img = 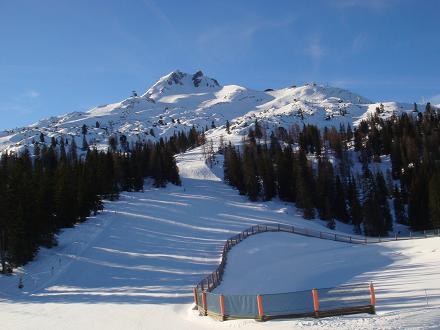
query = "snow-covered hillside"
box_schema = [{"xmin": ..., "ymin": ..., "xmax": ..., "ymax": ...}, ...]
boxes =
[
  {"xmin": 0, "ymin": 70, "xmax": 428, "ymax": 155},
  {"xmin": 1, "ymin": 144, "xmax": 440, "ymax": 329},
  {"xmin": 2, "ymin": 70, "xmax": 440, "ymax": 329}
]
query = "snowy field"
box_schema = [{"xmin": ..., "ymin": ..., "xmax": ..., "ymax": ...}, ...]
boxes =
[{"xmin": 1, "ymin": 147, "xmax": 440, "ymax": 329}]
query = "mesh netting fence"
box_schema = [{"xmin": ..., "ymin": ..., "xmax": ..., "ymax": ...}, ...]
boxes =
[{"xmin": 195, "ymin": 282, "xmax": 374, "ymax": 320}]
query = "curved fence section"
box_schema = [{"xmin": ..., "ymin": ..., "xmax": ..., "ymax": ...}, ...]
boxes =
[
  {"xmin": 195, "ymin": 223, "xmax": 440, "ymax": 293},
  {"xmin": 194, "ymin": 222, "xmax": 438, "ymax": 321}
]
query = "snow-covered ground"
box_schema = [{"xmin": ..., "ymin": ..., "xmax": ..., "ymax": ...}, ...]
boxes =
[
  {"xmin": 216, "ymin": 232, "xmax": 440, "ymax": 311},
  {"xmin": 1, "ymin": 144, "xmax": 440, "ymax": 329}
]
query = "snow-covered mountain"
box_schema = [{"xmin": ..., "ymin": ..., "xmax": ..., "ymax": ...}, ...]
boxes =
[{"xmin": 0, "ymin": 70, "xmax": 429, "ymax": 154}]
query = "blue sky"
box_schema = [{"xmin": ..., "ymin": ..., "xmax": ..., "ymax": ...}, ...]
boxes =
[{"xmin": 1, "ymin": 0, "xmax": 439, "ymax": 130}]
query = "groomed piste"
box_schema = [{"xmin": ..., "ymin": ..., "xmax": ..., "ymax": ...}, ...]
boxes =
[{"xmin": 1, "ymin": 144, "xmax": 440, "ymax": 329}]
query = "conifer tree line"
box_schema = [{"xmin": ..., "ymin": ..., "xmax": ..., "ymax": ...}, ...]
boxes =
[
  {"xmin": 353, "ymin": 105, "xmax": 440, "ymax": 231},
  {"xmin": 224, "ymin": 108, "xmax": 440, "ymax": 237},
  {"xmin": 0, "ymin": 128, "xmax": 203, "ymax": 273}
]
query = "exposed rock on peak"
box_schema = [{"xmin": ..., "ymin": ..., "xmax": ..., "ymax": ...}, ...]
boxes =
[{"xmin": 143, "ymin": 70, "xmax": 221, "ymax": 100}]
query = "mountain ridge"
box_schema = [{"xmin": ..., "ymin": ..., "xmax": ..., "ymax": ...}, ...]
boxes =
[{"xmin": 0, "ymin": 70, "xmax": 434, "ymax": 154}]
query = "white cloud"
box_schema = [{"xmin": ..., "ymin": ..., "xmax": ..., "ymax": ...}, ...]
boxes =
[
  {"xmin": 196, "ymin": 16, "xmax": 296, "ymax": 62},
  {"xmin": 351, "ymin": 33, "xmax": 369, "ymax": 54},
  {"xmin": 306, "ymin": 37, "xmax": 325, "ymax": 61},
  {"xmin": 26, "ymin": 90, "xmax": 40, "ymax": 98},
  {"xmin": 0, "ymin": 102, "xmax": 35, "ymax": 119},
  {"xmin": 0, "ymin": 90, "xmax": 41, "ymax": 122},
  {"xmin": 142, "ymin": 0, "xmax": 175, "ymax": 33},
  {"xmin": 334, "ymin": 0, "xmax": 395, "ymax": 12}
]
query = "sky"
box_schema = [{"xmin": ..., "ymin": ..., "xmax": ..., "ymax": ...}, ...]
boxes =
[{"xmin": 1, "ymin": 0, "xmax": 439, "ymax": 130}]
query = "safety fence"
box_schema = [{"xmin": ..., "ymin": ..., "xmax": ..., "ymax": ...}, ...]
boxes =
[
  {"xmin": 194, "ymin": 282, "xmax": 375, "ymax": 321},
  {"xmin": 193, "ymin": 222, "xmax": 440, "ymax": 321},
  {"xmin": 195, "ymin": 223, "xmax": 440, "ymax": 293}
]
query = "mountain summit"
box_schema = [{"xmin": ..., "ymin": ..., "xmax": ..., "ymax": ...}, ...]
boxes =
[{"xmin": 143, "ymin": 70, "xmax": 221, "ymax": 100}]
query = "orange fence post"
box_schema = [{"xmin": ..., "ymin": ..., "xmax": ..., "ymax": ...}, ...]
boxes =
[
  {"xmin": 201, "ymin": 291, "xmax": 208, "ymax": 316},
  {"xmin": 219, "ymin": 294, "xmax": 225, "ymax": 321},
  {"xmin": 193, "ymin": 288, "xmax": 198, "ymax": 306},
  {"xmin": 369, "ymin": 282, "xmax": 376, "ymax": 306},
  {"xmin": 257, "ymin": 294, "xmax": 265, "ymax": 321},
  {"xmin": 312, "ymin": 288, "xmax": 319, "ymax": 317}
]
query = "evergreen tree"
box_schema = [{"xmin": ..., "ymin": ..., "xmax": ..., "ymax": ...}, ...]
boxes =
[
  {"xmin": 51, "ymin": 136, "xmax": 57, "ymax": 148},
  {"xmin": 258, "ymin": 146, "xmax": 276, "ymax": 201},
  {"xmin": 275, "ymin": 147, "xmax": 295, "ymax": 202},
  {"xmin": 375, "ymin": 172, "xmax": 393, "ymax": 232},
  {"xmin": 82, "ymin": 135, "xmax": 89, "ymax": 151},
  {"xmin": 254, "ymin": 120, "xmax": 263, "ymax": 139},
  {"xmin": 0, "ymin": 158, "xmax": 8, "ymax": 273},
  {"xmin": 361, "ymin": 171, "xmax": 382, "ymax": 236},
  {"xmin": 429, "ymin": 174, "xmax": 440, "ymax": 228},
  {"xmin": 243, "ymin": 144, "xmax": 260, "ymax": 201},
  {"xmin": 109, "ymin": 135, "xmax": 118, "ymax": 152},
  {"xmin": 223, "ymin": 144, "xmax": 245, "ymax": 194},
  {"xmin": 69, "ymin": 138, "xmax": 78, "ymax": 162},
  {"xmin": 393, "ymin": 185, "xmax": 406, "ymax": 225},
  {"xmin": 295, "ymin": 149, "xmax": 315, "ymax": 219},
  {"xmin": 316, "ymin": 158, "xmax": 335, "ymax": 221},
  {"xmin": 334, "ymin": 175, "xmax": 349, "ymax": 223},
  {"xmin": 225, "ymin": 120, "xmax": 230, "ymax": 134},
  {"xmin": 347, "ymin": 176, "xmax": 362, "ymax": 234},
  {"xmin": 408, "ymin": 168, "xmax": 430, "ymax": 230}
]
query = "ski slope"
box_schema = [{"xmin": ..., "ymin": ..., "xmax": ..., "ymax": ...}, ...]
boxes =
[{"xmin": 1, "ymin": 145, "xmax": 440, "ymax": 329}]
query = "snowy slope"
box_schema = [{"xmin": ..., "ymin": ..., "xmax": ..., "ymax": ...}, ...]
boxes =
[
  {"xmin": 1, "ymin": 145, "xmax": 440, "ymax": 329},
  {"xmin": 0, "ymin": 70, "xmax": 428, "ymax": 155},
  {"xmin": 1, "ymin": 70, "xmax": 439, "ymax": 328},
  {"xmin": 216, "ymin": 232, "xmax": 440, "ymax": 311}
]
